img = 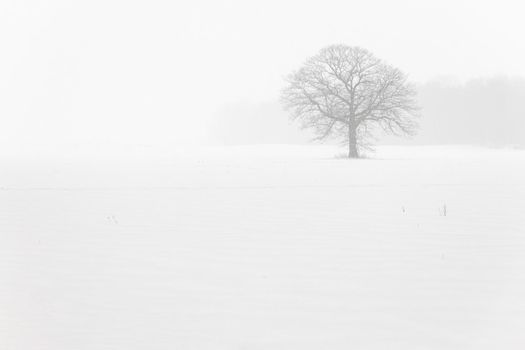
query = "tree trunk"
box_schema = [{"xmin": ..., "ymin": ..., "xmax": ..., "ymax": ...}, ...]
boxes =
[{"xmin": 348, "ymin": 124, "xmax": 359, "ymax": 158}]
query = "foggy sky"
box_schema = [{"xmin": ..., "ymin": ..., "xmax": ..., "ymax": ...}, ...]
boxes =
[{"xmin": 1, "ymin": 0, "xmax": 524, "ymax": 154}]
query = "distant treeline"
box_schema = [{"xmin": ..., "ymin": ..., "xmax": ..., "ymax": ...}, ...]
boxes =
[{"xmin": 212, "ymin": 76, "xmax": 525, "ymax": 147}]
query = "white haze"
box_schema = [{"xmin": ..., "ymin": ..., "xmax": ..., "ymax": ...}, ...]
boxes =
[
  {"xmin": 1, "ymin": 0, "xmax": 525, "ymax": 156},
  {"xmin": 3, "ymin": 2, "xmax": 525, "ymax": 349}
]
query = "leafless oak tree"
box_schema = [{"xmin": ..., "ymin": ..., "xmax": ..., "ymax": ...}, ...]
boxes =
[{"xmin": 281, "ymin": 45, "xmax": 420, "ymax": 158}]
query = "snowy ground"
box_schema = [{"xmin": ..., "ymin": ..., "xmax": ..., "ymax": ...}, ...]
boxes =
[{"xmin": 1, "ymin": 145, "xmax": 525, "ymax": 349}]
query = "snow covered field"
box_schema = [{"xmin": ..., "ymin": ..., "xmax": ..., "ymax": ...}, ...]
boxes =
[{"xmin": 1, "ymin": 145, "xmax": 525, "ymax": 349}]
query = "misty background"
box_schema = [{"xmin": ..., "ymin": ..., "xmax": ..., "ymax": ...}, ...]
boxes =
[
  {"xmin": 1, "ymin": 0, "xmax": 524, "ymax": 156},
  {"xmin": 212, "ymin": 77, "xmax": 525, "ymax": 147}
]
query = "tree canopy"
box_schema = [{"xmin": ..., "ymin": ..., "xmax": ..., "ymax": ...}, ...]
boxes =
[{"xmin": 281, "ymin": 45, "xmax": 420, "ymax": 157}]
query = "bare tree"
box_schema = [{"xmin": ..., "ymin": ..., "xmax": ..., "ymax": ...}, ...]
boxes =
[{"xmin": 281, "ymin": 45, "xmax": 420, "ymax": 158}]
